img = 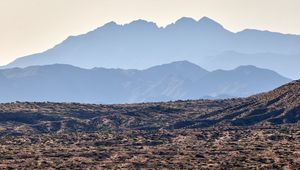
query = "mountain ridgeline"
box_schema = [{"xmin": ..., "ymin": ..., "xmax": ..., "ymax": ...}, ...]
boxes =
[
  {"xmin": 0, "ymin": 61, "xmax": 291, "ymax": 103},
  {"xmin": 3, "ymin": 17, "xmax": 300, "ymax": 79},
  {"xmin": 1, "ymin": 16, "xmax": 299, "ymax": 170}
]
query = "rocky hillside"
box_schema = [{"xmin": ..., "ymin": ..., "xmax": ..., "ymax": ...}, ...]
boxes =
[
  {"xmin": 178, "ymin": 80, "xmax": 300, "ymax": 128},
  {"xmin": 0, "ymin": 80, "xmax": 300, "ymax": 169},
  {"xmin": 0, "ymin": 80, "xmax": 299, "ymax": 136}
]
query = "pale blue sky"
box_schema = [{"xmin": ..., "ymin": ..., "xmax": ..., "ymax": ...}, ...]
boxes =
[{"xmin": 1, "ymin": 0, "xmax": 300, "ymax": 65}]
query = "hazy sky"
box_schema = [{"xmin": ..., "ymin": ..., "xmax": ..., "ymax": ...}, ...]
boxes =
[{"xmin": 1, "ymin": 0, "xmax": 300, "ymax": 65}]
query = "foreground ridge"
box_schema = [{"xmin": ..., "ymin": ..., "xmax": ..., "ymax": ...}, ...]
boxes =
[
  {"xmin": 0, "ymin": 80, "xmax": 299, "ymax": 168},
  {"xmin": 0, "ymin": 80, "xmax": 299, "ymax": 135}
]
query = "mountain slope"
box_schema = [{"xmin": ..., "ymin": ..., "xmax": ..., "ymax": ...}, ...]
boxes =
[
  {"xmin": 0, "ymin": 79, "xmax": 299, "ymax": 136},
  {"xmin": 188, "ymin": 65, "xmax": 291, "ymax": 98},
  {"xmin": 0, "ymin": 81, "xmax": 299, "ymax": 170},
  {"xmin": 184, "ymin": 79, "xmax": 300, "ymax": 128},
  {"xmin": 0, "ymin": 61, "xmax": 291, "ymax": 103},
  {"xmin": 201, "ymin": 51, "xmax": 300, "ymax": 79},
  {"xmin": 3, "ymin": 17, "xmax": 300, "ymax": 78}
]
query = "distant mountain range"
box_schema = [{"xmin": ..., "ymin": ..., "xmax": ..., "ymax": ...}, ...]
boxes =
[
  {"xmin": 0, "ymin": 61, "xmax": 291, "ymax": 103},
  {"xmin": 2, "ymin": 17, "xmax": 300, "ymax": 79}
]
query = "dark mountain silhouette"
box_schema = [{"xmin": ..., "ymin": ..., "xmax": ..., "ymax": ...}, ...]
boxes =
[
  {"xmin": 0, "ymin": 61, "xmax": 291, "ymax": 103},
  {"xmin": 2, "ymin": 17, "xmax": 300, "ymax": 79}
]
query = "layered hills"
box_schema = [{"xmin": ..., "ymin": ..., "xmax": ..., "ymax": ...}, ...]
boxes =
[
  {"xmin": 0, "ymin": 61, "xmax": 290, "ymax": 103},
  {"xmin": 1, "ymin": 16, "xmax": 300, "ymax": 169},
  {"xmin": 2, "ymin": 17, "xmax": 300, "ymax": 79}
]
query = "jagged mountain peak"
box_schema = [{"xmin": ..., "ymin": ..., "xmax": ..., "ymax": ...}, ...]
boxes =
[
  {"xmin": 93, "ymin": 21, "xmax": 120, "ymax": 31},
  {"xmin": 3, "ymin": 17, "xmax": 300, "ymax": 74},
  {"xmin": 165, "ymin": 16, "xmax": 226, "ymax": 31},
  {"xmin": 174, "ymin": 17, "xmax": 198, "ymax": 25},
  {"xmin": 97, "ymin": 21, "xmax": 121, "ymax": 31},
  {"xmin": 198, "ymin": 16, "xmax": 224, "ymax": 28},
  {"xmin": 124, "ymin": 19, "xmax": 159, "ymax": 29}
]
